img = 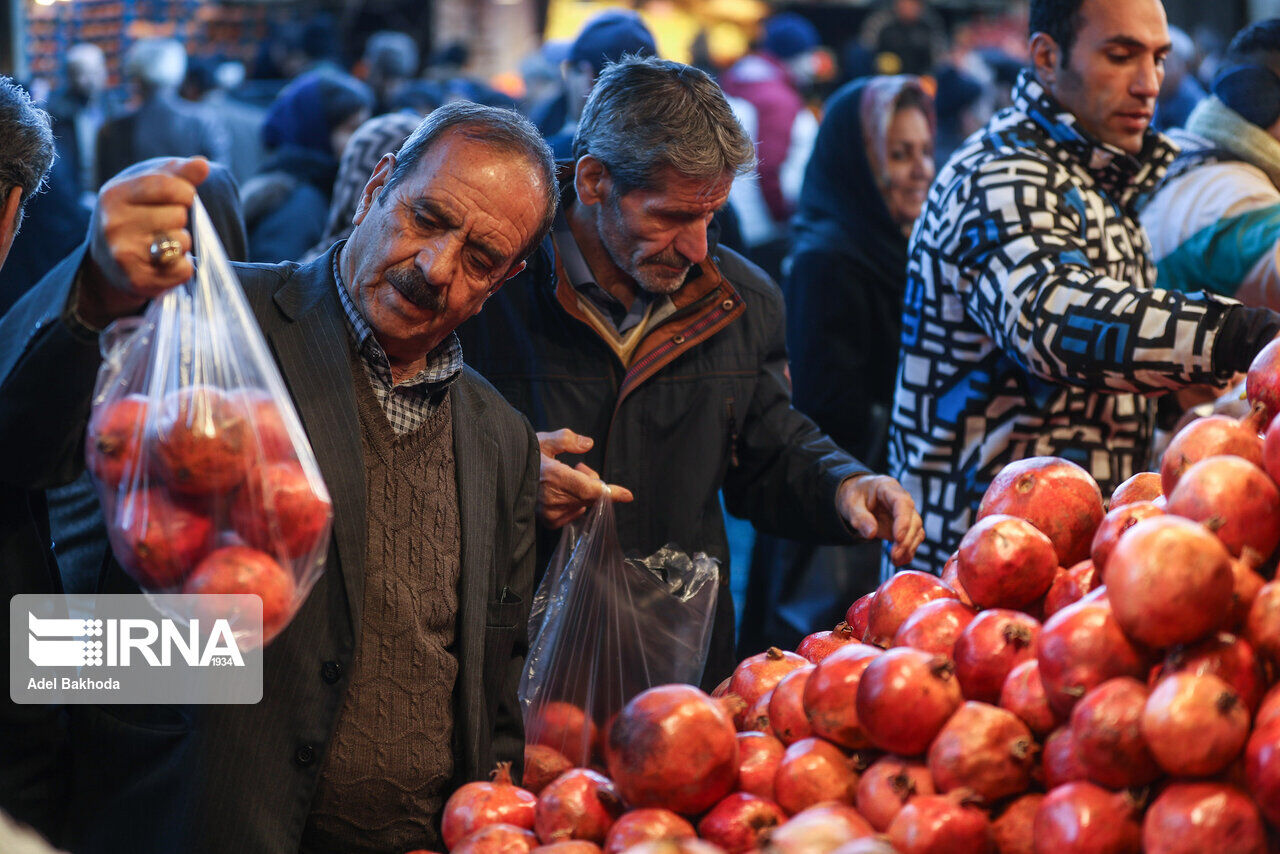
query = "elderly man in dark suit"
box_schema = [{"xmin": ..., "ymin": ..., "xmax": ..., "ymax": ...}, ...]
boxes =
[{"xmin": 0, "ymin": 101, "xmax": 556, "ymax": 854}]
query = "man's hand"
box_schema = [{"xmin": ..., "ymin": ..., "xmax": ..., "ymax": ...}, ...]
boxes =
[
  {"xmin": 78, "ymin": 157, "xmax": 212, "ymax": 328},
  {"xmin": 837, "ymin": 474, "xmax": 925, "ymax": 567},
  {"xmin": 536, "ymin": 428, "xmax": 634, "ymax": 529}
]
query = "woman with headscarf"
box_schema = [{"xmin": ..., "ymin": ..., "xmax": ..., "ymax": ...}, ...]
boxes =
[
  {"xmin": 739, "ymin": 75, "xmax": 935, "ymax": 654},
  {"xmin": 303, "ymin": 111, "xmax": 422, "ymax": 261},
  {"xmin": 242, "ymin": 68, "xmax": 373, "ymax": 263}
]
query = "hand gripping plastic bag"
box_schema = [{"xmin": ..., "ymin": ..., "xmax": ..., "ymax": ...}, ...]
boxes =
[
  {"xmin": 84, "ymin": 196, "xmax": 332, "ymax": 647},
  {"xmin": 520, "ymin": 494, "xmax": 719, "ymax": 766}
]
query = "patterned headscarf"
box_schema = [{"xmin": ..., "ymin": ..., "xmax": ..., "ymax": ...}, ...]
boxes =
[{"xmin": 304, "ymin": 111, "xmax": 422, "ymax": 260}]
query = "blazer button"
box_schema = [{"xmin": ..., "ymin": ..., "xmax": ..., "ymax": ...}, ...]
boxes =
[
  {"xmin": 321, "ymin": 661, "xmax": 343, "ymax": 684},
  {"xmin": 295, "ymin": 745, "xmax": 316, "ymax": 767}
]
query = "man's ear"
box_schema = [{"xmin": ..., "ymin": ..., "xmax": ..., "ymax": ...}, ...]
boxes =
[
  {"xmin": 573, "ymin": 154, "xmax": 611, "ymax": 206},
  {"xmin": 498, "ymin": 259, "xmax": 527, "ymax": 287},
  {"xmin": 353, "ymin": 153, "xmax": 397, "ymax": 226},
  {"xmin": 0, "ymin": 186, "xmax": 22, "ymax": 273},
  {"xmin": 1029, "ymin": 32, "xmax": 1062, "ymax": 87}
]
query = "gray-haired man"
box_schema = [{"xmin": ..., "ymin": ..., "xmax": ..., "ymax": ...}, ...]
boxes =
[{"xmin": 457, "ymin": 55, "xmax": 924, "ymax": 684}]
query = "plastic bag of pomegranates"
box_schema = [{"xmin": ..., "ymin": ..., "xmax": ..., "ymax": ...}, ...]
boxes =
[
  {"xmin": 520, "ymin": 494, "xmax": 719, "ymax": 766},
  {"xmin": 84, "ymin": 196, "xmax": 332, "ymax": 649}
]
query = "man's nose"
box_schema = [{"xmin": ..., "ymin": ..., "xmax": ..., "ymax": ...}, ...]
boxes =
[
  {"xmin": 674, "ymin": 221, "xmax": 710, "ymax": 265},
  {"xmin": 416, "ymin": 237, "xmax": 457, "ymax": 284},
  {"xmin": 1133, "ymin": 56, "xmax": 1163, "ymax": 99}
]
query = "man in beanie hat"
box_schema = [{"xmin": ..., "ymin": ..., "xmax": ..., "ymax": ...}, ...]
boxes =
[
  {"xmin": 1142, "ymin": 19, "xmax": 1280, "ymax": 310},
  {"xmin": 541, "ymin": 10, "xmax": 657, "ymax": 159}
]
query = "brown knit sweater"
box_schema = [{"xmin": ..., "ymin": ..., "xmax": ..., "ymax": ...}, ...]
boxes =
[{"xmin": 300, "ymin": 368, "xmax": 461, "ymax": 854}]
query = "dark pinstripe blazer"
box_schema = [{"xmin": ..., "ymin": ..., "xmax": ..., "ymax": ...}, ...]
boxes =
[{"xmin": 0, "ymin": 244, "xmax": 538, "ymax": 854}]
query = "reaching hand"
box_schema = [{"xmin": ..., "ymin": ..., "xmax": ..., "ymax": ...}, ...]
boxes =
[
  {"xmin": 536, "ymin": 428, "xmax": 634, "ymax": 529},
  {"xmin": 837, "ymin": 474, "xmax": 925, "ymax": 567}
]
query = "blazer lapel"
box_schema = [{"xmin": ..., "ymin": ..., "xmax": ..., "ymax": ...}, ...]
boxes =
[
  {"xmin": 452, "ymin": 375, "xmax": 497, "ymax": 776},
  {"xmin": 266, "ymin": 251, "xmax": 367, "ymax": 635}
]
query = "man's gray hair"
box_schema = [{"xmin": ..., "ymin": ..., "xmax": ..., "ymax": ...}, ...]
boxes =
[
  {"xmin": 0, "ymin": 77, "xmax": 55, "ymax": 232},
  {"xmin": 573, "ymin": 55, "xmax": 756, "ymax": 194},
  {"xmin": 124, "ymin": 38, "xmax": 187, "ymax": 92},
  {"xmin": 385, "ymin": 101, "xmax": 558, "ymax": 263}
]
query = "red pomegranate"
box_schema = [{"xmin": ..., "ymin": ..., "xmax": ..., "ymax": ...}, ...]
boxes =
[
  {"xmin": 1106, "ymin": 515, "xmax": 1234, "ymax": 649},
  {"xmin": 1068, "ymin": 677, "xmax": 1160, "ymax": 789},
  {"xmin": 829, "ymin": 840, "xmax": 899, "ymax": 854},
  {"xmin": 111, "ymin": 488, "xmax": 214, "ymax": 589},
  {"xmin": 1142, "ymin": 782, "xmax": 1266, "ymax": 854},
  {"xmin": 1090, "ymin": 501, "xmax": 1164, "ymax": 581},
  {"xmin": 696, "ymin": 792, "xmax": 787, "ymax": 853},
  {"xmin": 893, "ymin": 598, "xmax": 977, "ymax": 658},
  {"xmin": 953, "ymin": 609, "xmax": 1041, "ymax": 704},
  {"xmin": 764, "ymin": 803, "xmax": 875, "ymax": 853},
  {"xmin": 999, "ymin": 659, "xmax": 1058, "ymax": 737},
  {"xmin": 801, "ymin": 642, "xmax": 882, "ymax": 749},
  {"xmin": 442, "ymin": 762, "xmax": 537, "ymax": 849},
  {"xmin": 1168, "ymin": 455, "xmax": 1280, "ymax": 562},
  {"xmin": 1259, "ymin": 685, "xmax": 1280, "ymax": 729},
  {"xmin": 229, "ymin": 461, "xmax": 331, "ymax": 560},
  {"xmin": 86, "ymin": 394, "xmax": 150, "ymax": 491},
  {"xmin": 531, "ymin": 843, "xmax": 601, "ymax": 854},
  {"xmin": 533, "ymin": 769, "xmax": 623, "ymax": 845},
  {"xmin": 1041, "ymin": 726, "xmax": 1088, "ymax": 790},
  {"xmin": 856, "ymin": 648, "xmax": 964, "ymax": 756},
  {"xmin": 1159, "ymin": 405, "xmax": 1268, "ymax": 496},
  {"xmin": 601, "ymin": 809, "xmax": 695, "ymax": 854},
  {"xmin": 729, "ymin": 648, "xmax": 808, "ymax": 728},
  {"xmin": 1246, "ymin": 581, "xmax": 1280, "ymax": 668},
  {"xmin": 183, "ymin": 545, "xmax": 296, "ymax": 642},
  {"xmin": 151, "ymin": 384, "xmax": 251, "ymax": 495},
  {"xmin": 1036, "ymin": 597, "xmax": 1151, "ymax": 718},
  {"xmin": 611, "ymin": 841, "xmax": 721, "ymax": 854},
  {"xmin": 865, "ymin": 571, "xmax": 959, "ymax": 647},
  {"xmin": 1033, "ymin": 782, "xmax": 1141, "ymax": 854},
  {"xmin": 1109, "ymin": 472, "xmax": 1163, "ymax": 508},
  {"xmin": 977, "ymin": 456, "xmax": 1105, "ymax": 568},
  {"xmin": 735, "ymin": 730, "xmax": 784, "ymax": 801},
  {"xmin": 941, "ymin": 553, "xmax": 975, "ymax": 607},
  {"xmin": 604, "ymin": 685, "xmax": 738, "ymax": 816},
  {"xmin": 1158, "ymin": 633, "xmax": 1266, "ymax": 715},
  {"xmin": 767, "ymin": 666, "xmax": 814, "ymax": 745},
  {"xmin": 927, "ymin": 702, "xmax": 1036, "ymax": 803},
  {"xmin": 856, "ymin": 756, "xmax": 936, "ymax": 832},
  {"xmin": 886, "ymin": 791, "xmax": 994, "ymax": 854},
  {"xmin": 1043, "ymin": 560, "xmax": 1100, "ymax": 618},
  {"xmin": 772, "ymin": 737, "xmax": 859, "ymax": 815},
  {"xmin": 742, "ymin": 691, "xmax": 772, "ymax": 734},
  {"xmin": 1265, "ymin": 409, "xmax": 1280, "ymax": 486},
  {"xmin": 957, "ymin": 515, "xmax": 1058, "ymax": 610},
  {"xmin": 796, "ymin": 622, "xmax": 858, "ymax": 663},
  {"xmin": 450, "ymin": 823, "xmax": 538, "ymax": 853},
  {"xmin": 240, "ymin": 389, "xmax": 297, "ymax": 463},
  {"xmin": 1222, "ymin": 557, "xmax": 1267, "ymax": 634},
  {"xmin": 528, "ymin": 702, "xmax": 599, "ymax": 766},
  {"xmin": 992, "ymin": 794, "xmax": 1043, "ymax": 854},
  {"xmin": 523, "ymin": 744, "xmax": 573, "ymax": 795},
  {"xmin": 1246, "ymin": 718, "xmax": 1280, "ymax": 826},
  {"xmin": 846, "ymin": 593, "xmax": 875, "ymax": 640},
  {"xmin": 1142, "ymin": 672, "xmax": 1249, "ymax": 777}
]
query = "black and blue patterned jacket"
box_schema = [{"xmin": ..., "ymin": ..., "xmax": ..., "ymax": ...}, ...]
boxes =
[{"xmin": 889, "ymin": 70, "xmax": 1239, "ymax": 574}]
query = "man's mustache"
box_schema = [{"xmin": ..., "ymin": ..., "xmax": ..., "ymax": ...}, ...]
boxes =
[{"xmin": 386, "ymin": 265, "xmax": 445, "ymax": 311}]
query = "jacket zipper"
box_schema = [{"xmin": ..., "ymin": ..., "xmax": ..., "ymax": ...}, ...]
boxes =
[{"xmin": 727, "ymin": 398, "xmax": 739, "ymax": 467}]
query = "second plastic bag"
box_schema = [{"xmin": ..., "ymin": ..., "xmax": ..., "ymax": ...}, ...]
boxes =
[
  {"xmin": 520, "ymin": 494, "xmax": 719, "ymax": 766},
  {"xmin": 85, "ymin": 196, "xmax": 332, "ymax": 648}
]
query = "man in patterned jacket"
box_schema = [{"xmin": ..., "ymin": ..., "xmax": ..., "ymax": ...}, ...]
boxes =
[{"xmin": 889, "ymin": 0, "xmax": 1280, "ymax": 574}]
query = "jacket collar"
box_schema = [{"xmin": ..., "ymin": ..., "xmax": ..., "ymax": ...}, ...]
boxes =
[{"xmin": 1014, "ymin": 69, "xmax": 1176, "ymax": 206}]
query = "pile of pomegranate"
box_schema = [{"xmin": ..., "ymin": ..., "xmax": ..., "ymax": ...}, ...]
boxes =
[
  {"xmin": 87, "ymin": 384, "xmax": 332, "ymax": 642},
  {"xmin": 428, "ymin": 342, "xmax": 1280, "ymax": 853}
]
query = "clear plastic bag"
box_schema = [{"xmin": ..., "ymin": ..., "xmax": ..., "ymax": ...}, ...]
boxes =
[
  {"xmin": 85, "ymin": 196, "xmax": 332, "ymax": 648},
  {"xmin": 520, "ymin": 494, "xmax": 719, "ymax": 765}
]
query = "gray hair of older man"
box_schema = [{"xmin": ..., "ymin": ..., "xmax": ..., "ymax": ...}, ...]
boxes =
[
  {"xmin": 384, "ymin": 100, "xmax": 558, "ymax": 263},
  {"xmin": 124, "ymin": 38, "xmax": 187, "ymax": 93},
  {"xmin": 0, "ymin": 77, "xmax": 55, "ymax": 231},
  {"xmin": 573, "ymin": 55, "xmax": 756, "ymax": 195}
]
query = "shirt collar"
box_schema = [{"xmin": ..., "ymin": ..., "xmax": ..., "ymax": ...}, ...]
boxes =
[
  {"xmin": 1013, "ymin": 69, "xmax": 1176, "ymax": 205},
  {"xmin": 332, "ymin": 246, "xmax": 464, "ymax": 388},
  {"xmin": 551, "ymin": 209, "xmax": 665, "ymax": 335}
]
